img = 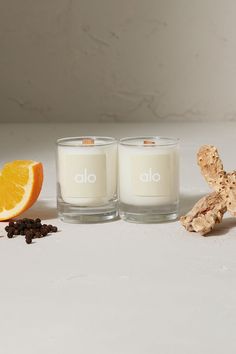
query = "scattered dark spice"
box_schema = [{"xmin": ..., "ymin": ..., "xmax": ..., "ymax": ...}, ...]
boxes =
[
  {"xmin": 7, "ymin": 231, "xmax": 14, "ymax": 238},
  {"xmin": 41, "ymin": 228, "xmax": 48, "ymax": 237},
  {"xmin": 25, "ymin": 233, "xmax": 32, "ymax": 244},
  {"xmin": 4, "ymin": 218, "xmax": 58, "ymax": 244}
]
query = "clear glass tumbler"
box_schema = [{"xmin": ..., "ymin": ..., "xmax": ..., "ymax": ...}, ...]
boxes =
[
  {"xmin": 57, "ymin": 136, "xmax": 118, "ymax": 223},
  {"xmin": 118, "ymin": 136, "xmax": 179, "ymax": 223}
]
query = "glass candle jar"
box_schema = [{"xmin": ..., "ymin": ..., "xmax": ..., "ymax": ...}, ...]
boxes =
[
  {"xmin": 118, "ymin": 136, "xmax": 179, "ymax": 223},
  {"xmin": 57, "ymin": 136, "xmax": 118, "ymax": 223}
]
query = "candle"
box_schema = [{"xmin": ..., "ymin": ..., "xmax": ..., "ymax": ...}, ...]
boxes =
[
  {"xmin": 118, "ymin": 136, "xmax": 179, "ymax": 223},
  {"xmin": 57, "ymin": 137, "xmax": 118, "ymax": 223}
]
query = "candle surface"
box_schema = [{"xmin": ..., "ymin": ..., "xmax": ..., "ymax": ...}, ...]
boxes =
[
  {"xmin": 58, "ymin": 139, "xmax": 117, "ymax": 206},
  {"xmin": 119, "ymin": 139, "xmax": 179, "ymax": 206}
]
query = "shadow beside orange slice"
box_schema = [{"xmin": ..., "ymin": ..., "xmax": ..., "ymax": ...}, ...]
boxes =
[{"xmin": 0, "ymin": 160, "xmax": 43, "ymax": 221}]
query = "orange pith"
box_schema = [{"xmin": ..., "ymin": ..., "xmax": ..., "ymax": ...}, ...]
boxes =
[{"xmin": 0, "ymin": 160, "xmax": 43, "ymax": 221}]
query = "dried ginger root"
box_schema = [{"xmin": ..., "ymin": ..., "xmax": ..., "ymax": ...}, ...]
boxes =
[
  {"xmin": 180, "ymin": 145, "xmax": 236, "ymax": 235},
  {"xmin": 180, "ymin": 192, "xmax": 227, "ymax": 235}
]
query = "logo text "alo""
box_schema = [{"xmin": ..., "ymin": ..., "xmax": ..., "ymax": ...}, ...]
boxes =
[
  {"xmin": 139, "ymin": 168, "xmax": 161, "ymax": 183},
  {"xmin": 74, "ymin": 168, "xmax": 97, "ymax": 184}
]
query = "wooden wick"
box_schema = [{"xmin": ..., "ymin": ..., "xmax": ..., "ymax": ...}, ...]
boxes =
[
  {"xmin": 144, "ymin": 140, "xmax": 155, "ymax": 145},
  {"xmin": 82, "ymin": 138, "xmax": 95, "ymax": 145}
]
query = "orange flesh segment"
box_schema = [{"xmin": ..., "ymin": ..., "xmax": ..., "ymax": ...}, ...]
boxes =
[{"xmin": 0, "ymin": 160, "xmax": 43, "ymax": 220}]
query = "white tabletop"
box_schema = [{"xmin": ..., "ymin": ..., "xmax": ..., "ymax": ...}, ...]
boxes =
[{"xmin": 0, "ymin": 122, "xmax": 235, "ymax": 354}]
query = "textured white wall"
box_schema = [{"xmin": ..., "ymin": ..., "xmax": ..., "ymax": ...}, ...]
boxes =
[{"xmin": 0, "ymin": 0, "xmax": 236, "ymax": 122}]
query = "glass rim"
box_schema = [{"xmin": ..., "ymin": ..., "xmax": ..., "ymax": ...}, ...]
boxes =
[
  {"xmin": 119, "ymin": 136, "xmax": 180, "ymax": 147},
  {"xmin": 57, "ymin": 136, "xmax": 117, "ymax": 147}
]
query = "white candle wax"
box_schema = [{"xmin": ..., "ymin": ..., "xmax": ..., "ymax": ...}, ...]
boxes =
[
  {"xmin": 58, "ymin": 139, "xmax": 117, "ymax": 206},
  {"xmin": 118, "ymin": 139, "xmax": 179, "ymax": 206}
]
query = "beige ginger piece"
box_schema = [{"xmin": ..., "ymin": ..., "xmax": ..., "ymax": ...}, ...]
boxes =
[{"xmin": 180, "ymin": 145, "xmax": 236, "ymax": 235}]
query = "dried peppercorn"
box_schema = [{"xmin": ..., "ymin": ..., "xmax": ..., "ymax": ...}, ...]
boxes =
[
  {"xmin": 35, "ymin": 231, "xmax": 41, "ymax": 238},
  {"xmin": 40, "ymin": 228, "xmax": 48, "ymax": 237},
  {"xmin": 7, "ymin": 231, "xmax": 14, "ymax": 238},
  {"xmin": 4, "ymin": 218, "xmax": 58, "ymax": 244},
  {"xmin": 25, "ymin": 234, "xmax": 32, "ymax": 244}
]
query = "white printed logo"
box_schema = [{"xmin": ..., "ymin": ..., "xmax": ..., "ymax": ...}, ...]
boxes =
[
  {"xmin": 74, "ymin": 168, "xmax": 97, "ymax": 184},
  {"xmin": 139, "ymin": 168, "xmax": 161, "ymax": 183}
]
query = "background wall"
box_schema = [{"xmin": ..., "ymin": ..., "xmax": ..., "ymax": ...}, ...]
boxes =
[{"xmin": 0, "ymin": 0, "xmax": 236, "ymax": 123}]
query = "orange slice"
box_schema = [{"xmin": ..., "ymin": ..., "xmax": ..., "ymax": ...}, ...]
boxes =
[{"xmin": 0, "ymin": 160, "xmax": 43, "ymax": 221}]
